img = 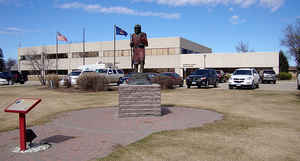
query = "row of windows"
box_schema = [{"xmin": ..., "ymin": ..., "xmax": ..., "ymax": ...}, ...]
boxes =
[
  {"xmin": 20, "ymin": 48, "xmax": 201, "ymax": 60},
  {"xmin": 20, "ymin": 51, "xmax": 99, "ymax": 60},
  {"xmin": 72, "ymin": 51, "xmax": 99, "ymax": 58},
  {"xmin": 103, "ymin": 48, "xmax": 177, "ymax": 57},
  {"xmin": 20, "ymin": 53, "xmax": 68, "ymax": 60}
]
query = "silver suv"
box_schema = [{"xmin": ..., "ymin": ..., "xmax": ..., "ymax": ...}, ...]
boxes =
[
  {"xmin": 96, "ymin": 68, "xmax": 124, "ymax": 85},
  {"xmin": 260, "ymin": 70, "xmax": 276, "ymax": 84}
]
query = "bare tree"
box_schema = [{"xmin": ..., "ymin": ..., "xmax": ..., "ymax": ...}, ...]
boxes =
[
  {"xmin": 235, "ymin": 41, "xmax": 249, "ymax": 53},
  {"xmin": 281, "ymin": 20, "xmax": 300, "ymax": 68},
  {"xmin": 6, "ymin": 58, "xmax": 17, "ymax": 71},
  {"xmin": 24, "ymin": 47, "xmax": 52, "ymax": 85}
]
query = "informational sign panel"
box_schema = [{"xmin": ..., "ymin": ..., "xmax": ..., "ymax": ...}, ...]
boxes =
[
  {"xmin": 4, "ymin": 98, "xmax": 41, "ymax": 151},
  {"xmin": 5, "ymin": 98, "xmax": 41, "ymax": 114}
]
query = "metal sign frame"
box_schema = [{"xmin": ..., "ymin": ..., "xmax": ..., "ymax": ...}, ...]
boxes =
[{"xmin": 4, "ymin": 98, "xmax": 42, "ymax": 151}]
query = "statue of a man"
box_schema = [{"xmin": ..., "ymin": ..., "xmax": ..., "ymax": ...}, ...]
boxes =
[{"xmin": 130, "ymin": 24, "xmax": 148, "ymax": 73}]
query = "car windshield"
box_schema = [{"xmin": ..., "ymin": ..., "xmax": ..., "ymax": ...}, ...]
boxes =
[
  {"xmin": 233, "ymin": 70, "xmax": 252, "ymax": 75},
  {"xmin": 264, "ymin": 71, "xmax": 275, "ymax": 74},
  {"xmin": 96, "ymin": 69, "xmax": 107, "ymax": 73},
  {"xmin": 161, "ymin": 73, "xmax": 172, "ymax": 77},
  {"xmin": 191, "ymin": 70, "xmax": 208, "ymax": 75},
  {"xmin": 117, "ymin": 70, "xmax": 124, "ymax": 74},
  {"xmin": 69, "ymin": 72, "xmax": 81, "ymax": 76}
]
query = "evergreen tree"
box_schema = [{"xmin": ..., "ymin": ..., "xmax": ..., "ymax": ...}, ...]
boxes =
[
  {"xmin": 0, "ymin": 48, "xmax": 5, "ymax": 72},
  {"xmin": 279, "ymin": 50, "xmax": 289, "ymax": 72}
]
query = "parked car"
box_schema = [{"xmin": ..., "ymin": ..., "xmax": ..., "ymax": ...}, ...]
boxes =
[
  {"xmin": 229, "ymin": 68, "xmax": 260, "ymax": 89},
  {"xmin": 297, "ymin": 72, "xmax": 300, "ymax": 90},
  {"xmin": 0, "ymin": 77, "xmax": 8, "ymax": 85},
  {"xmin": 260, "ymin": 69, "xmax": 276, "ymax": 84},
  {"xmin": 186, "ymin": 69, "xmax": 218, "ymax": 88},
  {"xmin": 0, "ymin": 72, "xmax": 14, "ymax": 85},
  {"xmin": 216, "ymin": 70, "xmax": 225, "ymax": 83},
  {"xmin": 121, "ymin": 72, "xmax": 159, "ymax": 84},
  {"xmin": 12, "ymin": 71, "xmax": 28, "ymax": 84},
  {"xmin": 96, "ymin": 68, "xmax": 124, "ymax": 85},
  {"xmin": 160, "ymin": 72, "xmax": 184, "ymax": 87},
  {"xmin": 67, "ymin": 70, "xmax": 82, "ymax": 85}
]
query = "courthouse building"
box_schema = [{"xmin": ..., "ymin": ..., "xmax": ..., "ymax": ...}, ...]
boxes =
[{"xmin": 18, "ymin": 37, "xmax": 279, "ymax": 77}]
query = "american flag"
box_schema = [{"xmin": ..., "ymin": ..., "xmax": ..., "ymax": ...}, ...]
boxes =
[{"xmin": 56, "ymin": 32, "xmax": 68, "ymax": 42}]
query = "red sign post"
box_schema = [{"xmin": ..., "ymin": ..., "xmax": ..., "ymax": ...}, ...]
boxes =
[{"xmin": 4, "ymin": 98, "xmax": 41, "ymax": 151}]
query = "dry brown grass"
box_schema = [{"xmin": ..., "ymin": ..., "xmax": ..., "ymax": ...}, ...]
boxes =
[
  {"xmin": 1, "ymin": 86, "xmax": 300, "ymax": 161},
  {"xmin": 0, "ymin": 86, "xmax": 118, "ymax": 132},
  {"xmin": 98, "ymin": 88, "xmax": 300, "ymax": 161}
]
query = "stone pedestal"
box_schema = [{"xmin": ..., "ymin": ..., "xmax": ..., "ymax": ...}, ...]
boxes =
[{"xmin": 119, "ymin": 84, "xmax": 161, "ymax": 117}]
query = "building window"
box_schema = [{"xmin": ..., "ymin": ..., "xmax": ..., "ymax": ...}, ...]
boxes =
[
  {"xmin": 20, "ymin": 55, "xmax": 41, "ymax": 60},
  {"xmin": 181, "ymin": 48, "xmax": 200, "ymax": 54},
  {"xmin": 72, "ymin": 51, "xmax": 98, "ymax": 58},
  {"xmin": 47, "ymin": 53, "xmax": 68, "ymax": 59}
]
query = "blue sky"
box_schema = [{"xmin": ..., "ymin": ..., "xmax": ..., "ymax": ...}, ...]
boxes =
[{"xmin": 0, "ymin": 0, "xmax": 299, "ymax": 65}]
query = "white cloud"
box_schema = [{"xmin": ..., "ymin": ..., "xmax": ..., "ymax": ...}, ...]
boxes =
[
  {"xmin": 57, "ymin": 2, "xmax": 180, "ymax": 19},
  {"xmin": 259, "ymin": 0, "xmax": 284, "ymax": 12},
  {"xmin": 0, "ymin": 27, "xmax": 24, "ymax": 34},
  {"xmin": 134, "ymin": 0, "xmax": 285, "ymax": 11},
  {"xmin": 229, "ymin": 15, "xmax": 246, "ymax": 24}
]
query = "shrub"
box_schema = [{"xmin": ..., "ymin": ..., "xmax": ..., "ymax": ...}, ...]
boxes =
[
  {"xmin": 77, "ymin": 73, "xmax": 109, "ymax": 91},
  {"xmin": 152, "ymin": 75, "xmax": 175, "ymax": 90},
  {"xmin": 224, "ymin": 73, "xmax": 231, "ymax": 81},
  {"xmin": 47, "ymin": 74, "xmax": 60, "ymax": 88},
  {"xmin": 278, "ymin": 72, "xmax": 292, "ymax": 80}
]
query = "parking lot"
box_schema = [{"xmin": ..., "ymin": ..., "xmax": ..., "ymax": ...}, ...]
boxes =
[
  {"xmin": 217, "ymin": 80, "xmax": 298, "ymax": 91},
  {"xmin": 1, "ymin": 80, "xmax": 298, "ymax": 92},
  {"xmin": 0, "ymin": 79, "xmax": 300, "ymax": 161}
]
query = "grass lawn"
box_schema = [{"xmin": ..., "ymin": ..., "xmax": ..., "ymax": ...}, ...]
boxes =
[{"xmin": 1, "ymin": 86, "xmax": 300, "ymax": 161}]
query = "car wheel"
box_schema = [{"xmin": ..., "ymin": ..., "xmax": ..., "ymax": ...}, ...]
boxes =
[
  {"xmin": 179, "ymin": 82, "xmax": 183, "ymax": 87},
  {"xmin": 187, "ymin": 85, "xmax": 190, "ymax": 88},
  {"xmin": 298, "ymin": 85, "xmax": 300, "ymax": 90},
  {"xmin": 273, "ymin": 80, "xmax": 276, "ymax": 84},
  {"xmin": 8, "ymin": 80, "xmax": 14, "ymax": 85},
  {"xmin": 251, "ymin": 81, "xmax": 255, "ymax": 89},
  {"xmin": 214, "ymin": 81, "xmax": 218, "ymax": 88},
  {"xmin": 229, "ymin": 85, "xmax": 233, "ymax": 89},
  {"xmin": 20, "ymin": 81, "xmax": 24, "ymax": 84},
  {"xmin": 197, "ymin": 85, "xmax": 201, "ymax": 88},
  {"xmin": 205, "ymin": 81, "xmax": 209, "ymax": 88},
  {"xmin": 256, "ymin": 83, "xmax": 259, "ymax": 88}
]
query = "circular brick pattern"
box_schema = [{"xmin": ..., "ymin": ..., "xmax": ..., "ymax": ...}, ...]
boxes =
[{"xmin": 0, "ymin": 107, "xmax": 222, "ymax": 161}]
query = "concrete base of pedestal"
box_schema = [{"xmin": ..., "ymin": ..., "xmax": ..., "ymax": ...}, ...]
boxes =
[
  {"xmin": 12, "ymin": 143, "xmax": 51, "ymax": 153},
  {"xmin": 118, "ymin": 84, "xmax": 161, "ymax": 117}
]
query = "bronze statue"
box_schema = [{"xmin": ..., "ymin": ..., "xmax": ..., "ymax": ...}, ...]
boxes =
[{"xmin": 130, "ymin": 24, "xmax": 148, "ymax": 73}]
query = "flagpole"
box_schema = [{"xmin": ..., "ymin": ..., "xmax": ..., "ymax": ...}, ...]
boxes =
[
  {"xmin": 130, "ymin": 34, "xmax": 133, "ymax": 70},
  {"xmin": 113, "ymin": 24, "xmax": 116, "ymax": 67},
  {"xmin": 83, "ymin": 28, "xmax": 85, "ymax": 66},
  {"xmin": 56, "ymin": 32, "xmax": 58, "ymax": 74}
]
